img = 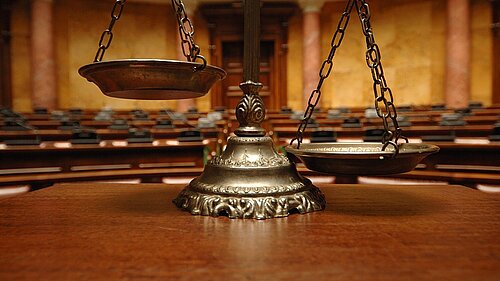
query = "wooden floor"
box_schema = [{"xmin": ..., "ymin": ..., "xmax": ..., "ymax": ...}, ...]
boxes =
[{"xmin": 0, "ymin": 183, "xmax": 499, "ymax": 280}]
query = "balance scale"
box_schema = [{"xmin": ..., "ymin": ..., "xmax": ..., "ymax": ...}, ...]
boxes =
[{"xmin": 79, "ymin": 0, "xmax": 438, "ymax": 219}]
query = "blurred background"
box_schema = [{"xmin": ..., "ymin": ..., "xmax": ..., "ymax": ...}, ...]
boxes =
[{"xmin": 1, "ymin": 0, "xmax": 498, "ymax": 113}]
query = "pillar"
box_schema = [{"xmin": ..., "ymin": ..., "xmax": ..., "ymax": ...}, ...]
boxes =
[
  {"xmin": 31, "ymin": 0, "xmax": 57, "ymax": 110},
  {"xmin": 492, "ymin": 0, "xmax": 500, "ymax": 104},
  {"xmin": 299, "ymin": 0, "xmax": 325, "ymax": 109},
  {"xmin": 445, "ymin": 0, "xmax": 471, "ymax": 109}
]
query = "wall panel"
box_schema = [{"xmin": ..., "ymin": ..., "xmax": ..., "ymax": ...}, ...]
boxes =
[{"xmin": 9, "ymin": 0, "xmax": 494, "ymax": 111}]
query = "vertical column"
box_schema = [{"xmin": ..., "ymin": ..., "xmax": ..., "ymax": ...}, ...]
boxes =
[
  {"xmin": 492, "ymin": 0, "xmax": 500, "ymax": 104},
  {"xmin": 1, "ymin": 1, "xmax": 13, "ymax": 108},
  {"xmin": 234, "ymin": 0, "xmax": 265, "ymax": 137},
  {"xmin": 242, "ymin": 0, "xmax": 260, "ymax": 83},
  {"xmin": 300, "ymin": 0, "xmax": 324, "ymax": 108},
  {"xmin": 445, "ymin": 0, "xmax": 471, "ymax": 109},
  {"xmin": 31, "ymin": 0, "xmax": 57, "ymax": 110},
  {"xmin": 176, "ymin": 0, "xmax": 198, "ymax": 113}
]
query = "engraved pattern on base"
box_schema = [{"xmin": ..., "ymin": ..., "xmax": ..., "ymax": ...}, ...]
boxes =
[
  {"xmin": 189, "ymin": 180, "xmax": 307, "ymax": 195},
  {"xmin": 173, "ymin": 186, "xmax": 326, "ymax": 219},
  {"xmin": 209, "ymin": 150, "xmax": 290, "ymax": 167}
]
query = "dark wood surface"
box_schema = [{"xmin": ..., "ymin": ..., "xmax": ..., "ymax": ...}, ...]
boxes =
[
  {"xmin": 0, "ymin": 167, "xmax": 203, "ymax": 187},
  {"xmin": 0, "ymin": 119, "xmax": 227, "ymax": 130},
  {"xmin": 0, "ymin": 183, "xmax": 499, "ymax": 280},
  {"xmin": 418, "ymin": 142, "xmax": 500, "ymax": 171},
  {"xmin": 0, "ymin": 141, "xmax": 208, "ymax": 188},
  {"xmin": 269, "ymin": 115, "xmax": 499, "ymax": 127},
  {"xmin": 272, "ymin": 125, "xmax": 495, "ymax": 139},
  {"xmin": 0, "ymin": 128, "xmax": 221, "ymax": 141},
  {"xmin": 379, "ymin": 169, "xmax": 500, "ymax": 185},
  {"xmin": 0, "ymin": 141, "xmax": 206, "ymax": 172}
]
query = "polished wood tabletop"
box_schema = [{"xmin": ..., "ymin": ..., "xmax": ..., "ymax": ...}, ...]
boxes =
[{"xmin": 0, "ymin": 183, "xmax": 498, "ymax": 280}]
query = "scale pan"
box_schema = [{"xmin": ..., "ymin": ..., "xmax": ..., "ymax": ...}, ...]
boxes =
[
  {"xmin": 286, "ymin": 142, "xmax": 439, "ymax": 175},
  {"xmin": 78, "ymin": 59, "xmax": 226, "ymax": 100}
]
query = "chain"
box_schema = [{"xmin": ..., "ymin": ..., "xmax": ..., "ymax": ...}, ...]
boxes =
[
  {"xmin": 291, "ymin": 0, "xmax": 355, "ymax": 148},
  {"xmin": 93, "ymin": 0, "xmax": 126, "ymax": 62},
  {"xmin": 171, "ymin": 0, "xmax": 206, "ymax": 71},
  {"xmin": 354, "ymin": 0, "xmax": 407, "ymax": 156}
]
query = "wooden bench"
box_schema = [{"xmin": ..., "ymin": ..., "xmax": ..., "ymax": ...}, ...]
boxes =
[
  {"xmin": 2, "ymin": 107, "xmax": 498, "ymax": 190},
  {"xmin": 18, "ymin": 111, "xmax": 230, "ymax": 122},
  {"xmin": 0, "ymin": 120, "xmax": 228, "ymax": 130},
  {"xmin": 375, "ymin": 142, "xmax": 500, "ymax": 187},
  {"xmin": 375, "ymin": 170, "xmax": 500, "ymax": 187},
  {"xmin": 0, "ymin": 167, "xmax": 204, "ymax": 190},
  {"xmin": 0, "ymin": 128, "xmax": 222, "ymax": 142},
  {"xmin": 0, "ymin": 141, "xmax": 208, "ymax": 189},
  {"xmin": 282, "ymin": 140, "xmax": 500, "ymax": 188},
  {"xmin": 271, "ymin": 125, "xmax": 495, "ymax": 140}
]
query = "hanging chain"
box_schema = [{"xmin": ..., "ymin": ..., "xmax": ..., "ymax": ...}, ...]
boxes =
[
  {"xmin": 171, "ymin": 0, "xmax": 207, "ymax": 71},
  {"xmin": 354, "ymin": 0, "xmax": 408, "ymax": 155},
  {"xmin": 93, "ymin": 0, "xmax": 126, "ymax": 62},
  {"xmin": 291, "ymin": 0, "xmax": 355, "ymax": 148},
  {"xmin": 92, "ymin": 0, "xmax": 206, "ymax": 70}
]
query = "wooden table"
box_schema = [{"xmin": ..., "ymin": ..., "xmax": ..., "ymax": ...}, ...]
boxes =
[{"xmin": 0, "ymin": 183, "xmax": 498, "ymax": 280}]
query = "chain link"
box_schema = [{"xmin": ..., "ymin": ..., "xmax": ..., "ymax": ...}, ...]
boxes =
[
  {"xmin": 291, "ymin": 0, "xmax": 355, "ymax": 148},
  {"xmin": 92, "ymin": 0, "xmax": 206, "ymax": 71},
  {"xmin": 354, "ymin": 0, "xmax": 407, "ymax": 156},
  {"xmin": 291, "ymin": 0, "xmax": 407, "ymax": 156},
  {"xmin": 94, "ymin": 0, "xmax": 126, "ymax": 62},
  {"xmin": 171, "ymin": 0, "xmax": 206, "ymax": 71}
]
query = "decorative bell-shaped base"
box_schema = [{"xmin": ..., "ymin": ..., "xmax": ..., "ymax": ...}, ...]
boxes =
[{"xmin": 173, "ymin": 136, "xmax": 325, "ymax": 219}]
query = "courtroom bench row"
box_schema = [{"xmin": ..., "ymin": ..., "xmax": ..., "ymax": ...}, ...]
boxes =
[{"xmin": 0, "ymin": 138, "xmax": 498, "ymax": 191}]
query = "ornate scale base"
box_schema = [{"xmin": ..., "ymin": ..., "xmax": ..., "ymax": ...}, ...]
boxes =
[{"xmin": 173, "ymin": 136, "xmax": 326, "ymax": 219}]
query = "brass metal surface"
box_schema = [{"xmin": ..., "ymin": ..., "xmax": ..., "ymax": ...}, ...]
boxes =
[
  {"xmin": 234, "ymin": 81, "xmax": 266, "ymax": 137},
  {"xmin": 173, "ymin": 136, "xmax": 326, "ymax": 219},
  {"xmin": 173, "ymin": 78, "xmax": 327, "ymax": 219},
  {"xmin": 286, "ymin": 142, "xmax": 439, "ymax": 175},
  {"xmin": 173, "ymin": 0, "xmax": 326, "ymax": 219},
  {"xmin": 78, "ymin": 59, "xmax": 226, "ymax": 100}
]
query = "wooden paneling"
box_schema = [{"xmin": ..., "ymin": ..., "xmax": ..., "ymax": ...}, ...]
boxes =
[
  {"xmin": 221, "ymin": 40, "xmax": 274, "ymax": 110},
  {"xmin": 200, "ymin": 2, "xmax": 297, "ymax": 111}
]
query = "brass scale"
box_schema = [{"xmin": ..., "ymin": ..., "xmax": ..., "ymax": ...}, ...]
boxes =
[{"xmin": 79, "ymin": 0, "xmax": 439, "ymax": 219}]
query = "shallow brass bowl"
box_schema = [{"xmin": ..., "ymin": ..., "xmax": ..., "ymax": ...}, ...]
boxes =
[
  {"xmin": 78, "ymin": 59, "xmax": 226, "ymax": 100},
  {"xmin": 285, "ymin": 142, "xmax": 439, "ymax": 175}
]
